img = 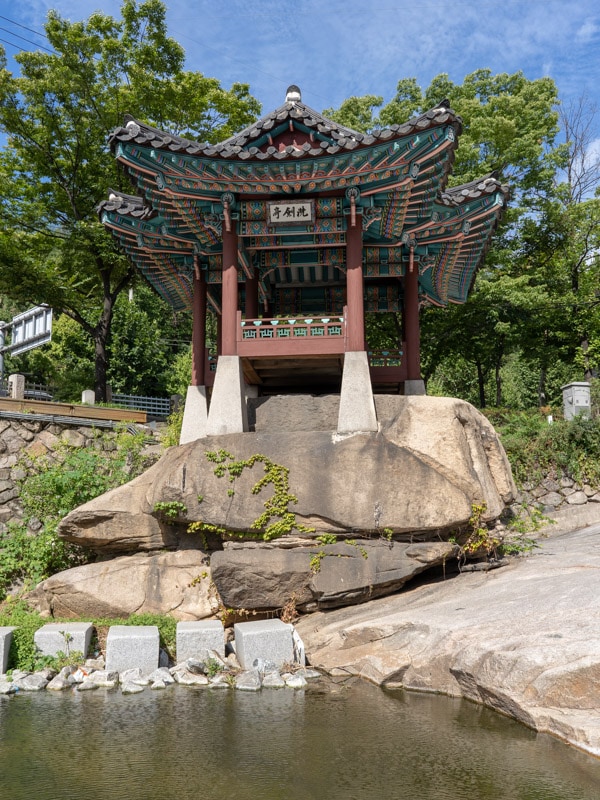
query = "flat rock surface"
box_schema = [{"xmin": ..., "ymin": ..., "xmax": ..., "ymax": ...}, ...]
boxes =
[{"xmin": 297, "ymin": 518, "xmax": 600, "ymax": 756}]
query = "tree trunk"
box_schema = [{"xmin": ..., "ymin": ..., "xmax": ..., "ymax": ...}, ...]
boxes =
[
  {"xmin": 495, "ymin": 360, "xmax": 502, "ymax": 407},
  {"xmin": 93, "ymin": 291, "xmax": 115, "ymax": 402},
  {"xmin": 477, "ymin": 361, "xmax": 486, "ymax": 408},
  {"xmin": 581, "ymin": 334, "xmax": 594, "ymax": 382}
]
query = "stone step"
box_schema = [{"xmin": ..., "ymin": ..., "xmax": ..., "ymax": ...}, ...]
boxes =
[
  {"xmin": 33, "ymin": 622, "xmax": 93, "ymax": 659},
  {"xmin": 176, "ymin": 620, "xmax": 225, "ymax": 663},
  {"xmin": 105, "ymin": 625, "xmax": 159, "ymax": 674},
  {"xmin": 3, "ymin": 620, "xmax": 304, "ymax": 676},
  {"xmin": 0, "ymin": 627, "xmax": 16, "ymax": 674},
  {"xmin": 234, "ymin": 619, "xmax": 294, "ymax": 670}
]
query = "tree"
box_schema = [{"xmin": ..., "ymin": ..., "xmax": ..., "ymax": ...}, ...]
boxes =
[
  {"xmin": 325, "ymin": 71, "xmax": 563, "ymax": 407},
  {"xmin": 0, "ymin": 0, "xmax": 260, "ymax": 400}
]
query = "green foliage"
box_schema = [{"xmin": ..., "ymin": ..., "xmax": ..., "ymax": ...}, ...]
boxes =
[
  {"xmin": 204, "ymin": 656, "xmax": 224, "ymax": 678},
  {"xmin": 0, "ymin": 600, "xmax": 49, "ymax": 671},
  {"xmin": 0, "ymin": 522, "xmax": 88, "ymax": 601},
  {"xmin": 0, "ymin": 0, "xmax": 259, "ymax": 400},
  {"xmin": 153, "ymin": 500, "xmax": 187, "ymax": 520},
  {"xmin": 316, "ymin": 534, "xmax": 337, "ymax": 545},
  {"xmin": 490, "ymin": 409, "xmax": 600, "ymax": 486},
  {"xmin": 309, "ymin": 550, "xmax": 326, "ymax": 574},
  {"xmin": 161, "ymin": 409, "xmax": 183, "ymax": 449},
  {"xmin": 381, "ymin": 528, "xmax": 393, "ymax": 542},
  {"xmin": 0, "ymin": 428, "xmax": 150, "ymax": 600},
  {"xmin": 450, "ymin": 503, "xmax": 503, "ymax": 566},
  {"xmin": 188, "ymin": 450, "xmax": 314, "ymax": 542},
  {"xmin": 0, "ymin": 602, "xmax": 178, "ymax": 670},
  {"xmin": 165, "ymin": 347, "xmax": 192, "ymax": 398}
]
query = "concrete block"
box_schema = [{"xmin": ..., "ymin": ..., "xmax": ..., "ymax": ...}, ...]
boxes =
[
  {"xmin": 337, "ymin": 350, "xmax": 378, "ymax": 433},
  {"xmin": 206, "ymin": 356, "xmax": 249, "ymax": 435},
  {"xmin": 403, "ymin": 379, "xmax": 426, "ymax": 396},
  {"xmin": 176, "ymin": 620, "xmax": 225, "ymax": 663},
  {"xmin": 179, "ymin": 384, "xmax": 209, "ymax": 444},
  {"xmin": 0, "ymin": 627, "xmax": 16, "ymax": 673},
  {"xmin": 81, "ymin": 389, "xmax": 95, "ymax": 405},
  {"xmin": 34, "ymin": 622, "xmax": 93, "ymax": 658},
  {"xmin": 105, "ymin": 626, "xmax": 159, "ymax": 675},
  {"xmin": 234, "ymin": 619, "xmax": 295, "ymax": 670},
  {"xmin": 8, "ymin": 373, "xmax": 25, "ymax": 400}
]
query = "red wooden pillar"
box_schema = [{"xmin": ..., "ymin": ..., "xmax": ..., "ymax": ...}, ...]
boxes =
[
  {"xmin": 245, "ymin": 268, "xmax": 259, "ymax": 320},
  {"xmin": 191, "ymin": 259, "xmax": 207, "ymax": 386},
  {"xmin": 345, "ymin": 213, "xmax": 365, "ymax": 351},
  {"xmin": 404, "ymin": 246, "xmax": 421, "ymax": 381},
  {"xmin": 221, "ymin": 221, "xmax": 238, "ymax": 355}
]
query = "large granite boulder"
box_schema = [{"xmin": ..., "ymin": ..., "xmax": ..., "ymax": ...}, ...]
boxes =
[
  {"xmin": 43, "ymin": 396, "xmax": 515, "ymax": 617},
  {"xmin": 28, "ymin": 550, "xmax": 217, "ymax": 620},
  {"xmin": 211, "ymin": 539, "xmax": 456, "ymax": 611},
  {"xmin": 58, "ymin": 396, "xmax": 516, "ymax": 552},
  {"xmin": 295, "ymin": 523, "xmax": 600, "ymax": 756}
]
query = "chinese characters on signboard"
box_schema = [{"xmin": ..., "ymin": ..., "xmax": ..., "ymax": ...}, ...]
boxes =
[{"xmin": 267, "ymin": 200, "xmax": 314, "ymax": 225}]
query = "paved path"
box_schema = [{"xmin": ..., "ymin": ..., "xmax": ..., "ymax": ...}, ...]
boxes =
[{"xmin": 297, "ymin": 515, "xmax": 600, "ymax": 756}]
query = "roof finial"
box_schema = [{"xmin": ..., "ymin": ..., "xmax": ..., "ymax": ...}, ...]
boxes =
[{"xmin": 285, "ymin": 85, "xmax": 301, "ymax": 103}]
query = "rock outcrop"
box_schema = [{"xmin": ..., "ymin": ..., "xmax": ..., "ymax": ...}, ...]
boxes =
[
  {"xmin": 296, "ymin": 523, "xmax": 600, "ymax": 757},
  {"xmin": 211, "ymin": 540, "xmax": 456, "ymax": 611},
  {"xmin": 36, "ymin": 396, "xmax": 516, "ymax": 617},
  {"xmin": 59, "ymin": 396, "xmax": 516, "ymax": 550},
  {"xmin": 28, "ymin": 550, "xmax": 217, "ymax": 620}
]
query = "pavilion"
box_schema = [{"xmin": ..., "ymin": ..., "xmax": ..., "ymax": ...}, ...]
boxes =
[{"xmin": 99, "ymin": 86, "xmax": 508, "ymax": 441}]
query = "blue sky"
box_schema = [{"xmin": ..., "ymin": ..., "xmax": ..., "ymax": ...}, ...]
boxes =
[{"xmin": 1, "ymin": 0, "xmax": 599, "ymax": 126}]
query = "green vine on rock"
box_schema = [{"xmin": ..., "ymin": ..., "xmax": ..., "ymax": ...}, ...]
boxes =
[
  {"xmin": 188, "ymin": 450, "xmax": 314, "ymax": 542},
  {"xmin": 153, "ymin": 501, "xmax": 188, "ymax": 521}
]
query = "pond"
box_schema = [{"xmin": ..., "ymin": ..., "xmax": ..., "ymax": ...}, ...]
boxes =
[{"xmin": 1, "ymin": 679, "xmax": 599, "ymax": 800}]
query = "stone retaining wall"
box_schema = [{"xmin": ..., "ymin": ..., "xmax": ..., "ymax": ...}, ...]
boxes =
[
  {"xmin": 0, "ymin": 416, "xmax": 162, "ymax": 533},
  {"xmin": 518, "ymin": 475, "xmax": 600, "ymax": 514}
]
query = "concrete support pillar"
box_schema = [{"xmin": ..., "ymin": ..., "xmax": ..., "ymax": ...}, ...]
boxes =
[
  {"xmin": 206, "ymin": 356, "xmax": 248, "ymax": 435},
  {"xmin": 337, "ymin": 351, "xmax": 378, "ymax": 433},
  {"xmin": 191, "ymin": 261, "xmax": 207, "ymax": 386},
  {"xmin": 245, "ymin": 268, "xmax": 259, "ymax": 320},
  {"xmin": 179, "ymin": 385, "xmax": 209, "ymax": 444},
  {"xmin": 221, "ymin": 224, "xmax": 238, "ymax": 356},
  {"xmin": 345, "ymin": 214, "xmax": 365, "ymax": 351},
  {"xmin": 404, "ymin": 246, "xmax": 425, "ymax": 395}
]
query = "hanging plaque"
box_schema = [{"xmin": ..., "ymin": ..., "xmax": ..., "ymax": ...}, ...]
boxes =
[{"xmin": 267, "ymin": 200, "xmax": 314, "ymax": 225}]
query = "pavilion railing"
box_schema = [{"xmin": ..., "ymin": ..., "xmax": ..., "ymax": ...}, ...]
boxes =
[
  {"xmin": 367, "ymin": 349, "xmax": 403, "ymax": 368},
  {"xmin": 238, "ymin": 314, "xmax": 346, "ymax": 343}
]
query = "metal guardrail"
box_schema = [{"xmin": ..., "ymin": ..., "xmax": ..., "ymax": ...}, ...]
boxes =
[{"xmin": 112, "ymin": 393, "xmax": 171, "ymax": 418}]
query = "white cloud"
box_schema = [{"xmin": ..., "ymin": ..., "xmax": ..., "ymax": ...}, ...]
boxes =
[{"xmin": 576, "ymin": 18, "xmax": 599, "ymax": 43}]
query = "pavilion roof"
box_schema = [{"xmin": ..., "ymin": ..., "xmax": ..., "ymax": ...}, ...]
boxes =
[
  {"xmin": 108, "ymin": 93, "xmax": 461, "ymax": 162},
  {"xmin": 99, "ymin": 87, "xmax": 507, "ymax": 312}
]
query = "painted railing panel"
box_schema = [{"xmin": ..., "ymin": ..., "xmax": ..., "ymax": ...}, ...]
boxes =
[
  {"xmin": 236, "ymin": 311, "xmax": 347, "ymax": 357},
  {"xmin": 368, "ymin": 347, "xmax": 407, "ymax": 383}
]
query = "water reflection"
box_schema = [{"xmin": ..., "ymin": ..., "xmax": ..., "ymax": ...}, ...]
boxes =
[{"xmin": 1, "ymin": 680, "xmax": 598, "ymax": 800}]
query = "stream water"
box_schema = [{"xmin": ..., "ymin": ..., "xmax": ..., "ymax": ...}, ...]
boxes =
[{"xmin": 1, "ymin": 679, "xmax": 599, "ymax": 800}]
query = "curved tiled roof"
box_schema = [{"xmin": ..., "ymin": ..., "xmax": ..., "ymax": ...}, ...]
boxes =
[
  {"xmin": 440, "ymin": 172, "xmax": 509, "ymax": 207},
  {"xmin": 101, "ymin": 190, "xmax": 157, "ymax": 219},
  {"xmin": 100, "ymin": 88, "xmax": 506, "ymax": 312},
  {"xmin": 108, "ymin": 96, "xmax": 462, "ymax": 162}
]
